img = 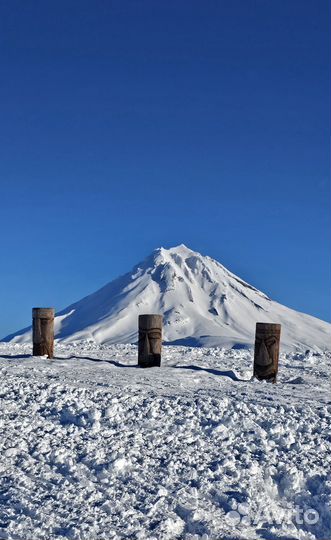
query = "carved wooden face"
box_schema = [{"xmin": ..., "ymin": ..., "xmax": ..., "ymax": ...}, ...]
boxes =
[
  {"xmin": 139, "ymin": 327, "xmax": 162, "ymax": 358},
  {"xmin": 255, "ymin": 335, "xmax": 277, "ymax": 366},
  {"xmin": 33, "ymin": 317, "xmax": 50, "ymax": 340}
]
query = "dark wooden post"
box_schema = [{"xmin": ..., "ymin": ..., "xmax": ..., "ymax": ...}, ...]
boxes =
[
  {"xmin": 138, "ymin": 314, "xmax": 162, "ymax": 367},
  {"xmin": 32, "ymin": 308, "xmax": 55, "ymax": 358},
  {"xmin": 253, "ymin": 323, "xmax": 281, "ymax": 382}
]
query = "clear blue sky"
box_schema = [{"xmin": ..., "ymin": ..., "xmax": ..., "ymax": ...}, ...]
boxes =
[{"xmin": 0, "ymin": 0, "xmax": 330, "ymax": 337}]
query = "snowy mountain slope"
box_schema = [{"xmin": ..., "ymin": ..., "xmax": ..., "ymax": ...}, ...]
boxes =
[{"xmin": 3, "ymin": 244, "xmax": 330, "ymax": 350}]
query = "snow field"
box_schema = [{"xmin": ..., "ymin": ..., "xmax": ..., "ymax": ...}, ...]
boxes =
[{"xmin": 0, "ymin": 342, "xmax": 330, "ymax": 539}]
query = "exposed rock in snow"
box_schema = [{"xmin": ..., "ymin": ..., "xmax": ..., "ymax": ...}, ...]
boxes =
[{"xmin": 3, "ymin": 244, "xmax": 330, "ymax": 350}]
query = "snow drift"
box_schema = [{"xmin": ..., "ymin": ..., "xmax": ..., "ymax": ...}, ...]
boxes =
[
  {"xmin": 1, "ymin": 342, "xmax": 331, "ymax": 540},
  {"xmin": 3, "ymin": 244, "xmax": 330, "ymax": 350}
]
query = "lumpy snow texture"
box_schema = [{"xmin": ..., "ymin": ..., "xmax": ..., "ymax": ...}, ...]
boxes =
[
  {"xmin": 0, "ymin": 342, "xmax": 330, "ymax": 540},
  {"xmin": 4, "ymin": 244, "xmax": 331, "ymax": 350}
]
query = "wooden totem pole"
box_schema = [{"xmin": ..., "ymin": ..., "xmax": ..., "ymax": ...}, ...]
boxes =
[
  {"xmin": 138, "ymin": 314, "xmax": 162, "ymax": 367},
  {"xmin": 32, "ymin": 307, "xmax": 55, "ymax": 359},
  {"xmin": 253, "ymin": 323, "xmax": 281, "ymax": 383}
]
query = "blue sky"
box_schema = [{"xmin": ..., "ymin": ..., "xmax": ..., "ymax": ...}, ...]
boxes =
[{"xmin": 0, "ymin": 0, "xmax": 330, "ymax": 337}]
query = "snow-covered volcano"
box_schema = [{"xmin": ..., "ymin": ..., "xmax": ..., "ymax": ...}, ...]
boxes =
[{"xmin": 3, "ymin": 244, "xmax": 330, "ymax": 350}]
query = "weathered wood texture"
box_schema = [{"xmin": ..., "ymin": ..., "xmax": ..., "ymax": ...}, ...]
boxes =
[
  {"xmin": 138, "ymin": 314, "xmax": 163, "ymax": 368},
  {"xmin": 253, "ymin": 322, "xmax": 281, "ymax": 382},
  {"xmin": 32, "ymin": 307, "xmax": 55, "ymax": 359}
]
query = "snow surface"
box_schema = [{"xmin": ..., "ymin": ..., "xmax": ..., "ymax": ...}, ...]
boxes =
[
  {"xmin": 1, "ymin": 342, "xmax": 330, "ymax": 540},
  {"xmin": 4, "ymin": 245, "xmax": 331, "ymax": 351}
]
